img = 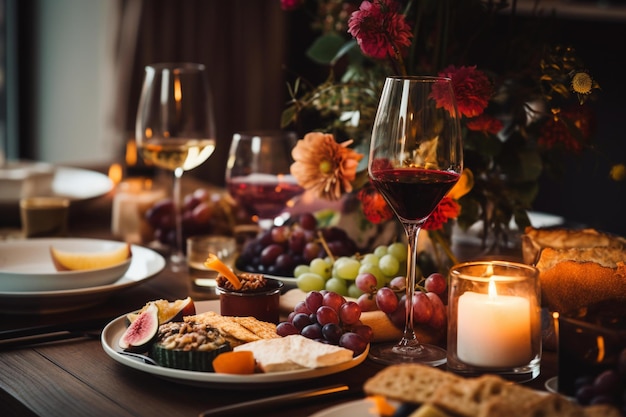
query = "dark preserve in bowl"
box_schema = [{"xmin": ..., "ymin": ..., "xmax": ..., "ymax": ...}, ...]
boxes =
[
  {"xmin": 216, "ymin": 273, "xmax": 283, "ymax": 323},
  {"xmin": 558, "ymin": 299, "xmax": 626, "ymax": 399}
]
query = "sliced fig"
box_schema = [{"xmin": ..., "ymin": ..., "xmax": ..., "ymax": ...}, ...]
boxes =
[
  {"xmin": 119, "ymin": 303, "xmax": 159, "ymax": 353},
  {"xmin": 125, "ymin": 297, "xmax": 196, "ymax": 325}
]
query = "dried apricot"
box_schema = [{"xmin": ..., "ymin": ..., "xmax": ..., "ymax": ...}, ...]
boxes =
[{"xmin": 212, "ymin": 351, "xmax": 256, "ymax": 374}]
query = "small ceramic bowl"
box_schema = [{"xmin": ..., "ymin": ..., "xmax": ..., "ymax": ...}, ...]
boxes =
[{"xmin": 216, "ymin": 276, "xmax": 283, "ymax": 323}]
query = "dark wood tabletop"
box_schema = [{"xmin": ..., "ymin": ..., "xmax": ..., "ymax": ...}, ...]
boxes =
[{"xmin": 0, "ymin": 182, "xmax": 558, "ymax": 417}]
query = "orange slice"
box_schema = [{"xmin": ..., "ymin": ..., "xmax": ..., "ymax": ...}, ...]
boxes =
[
  {"xmin": 204, "ymin": 253, "xmax": 242, "ymax": 290},
  {"xmin": 212, "ymin": 351, "xmax": 256, "ymax": 374}
]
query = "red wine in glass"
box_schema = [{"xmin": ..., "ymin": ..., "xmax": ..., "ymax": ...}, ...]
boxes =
[{"xmin": 370, "ymin": 168, "xmax": 460, "ymax": 221}]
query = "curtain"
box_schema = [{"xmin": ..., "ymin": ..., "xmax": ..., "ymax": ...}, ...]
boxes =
[{"xmin": 107, "ymin": 0, "xmax": 288, "ymax": 186}]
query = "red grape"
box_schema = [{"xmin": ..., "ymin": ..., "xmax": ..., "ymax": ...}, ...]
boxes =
[
  {"xmin": 375, "ymin": 287, "xmax": 398, "ymax": 314},
  {"xmin": 321, "ymin": 323, "xmax": 343, "ymax": 344},
  {"xmin": 305, "ymin": 291, "xmax": 324, "ymax": 313},
  {"xmin": 339, "ymin": 301, "xmax": 361, "ymax": 325},
  {"xmin": 357, "ymin": 293, "xmax": 377, "ymax": 312},
  {"xmin": 412, "ymin": 291, "xmax": 434, "ymax": 324},
  {"xmin": 276, "ymin": 322, "xmax": 299, "ymax": 336},
  {"xmin": 351, "ymin": 324, "xmax": 373, "ymax": 343},
  {"xmin": 294, "ymin": 301, "xmax": 311, "ymax": 314},
  {"xmin": 316, "ymin": 305, "xmax": 339, "ymax": 326},
  {"xmin": 322, "ymin": 292, "xmax": 345, "ymax": 312},
  {"xmin": 426, "ymin": 292, "xmax": 446, "ymax": 329},
  {"xmin": 339, "ymin": 332, "xmax": 368, "ymax": 356},
  {"xmin": 260, "ymin": 244, "xmax": 284, "ymax": 266},
  {"xmin": 389, "ymin": 276, "xmax": 406, "ymax": 291},
  {"xmin": 424, "ymin": 273, "xmax": 447, "ymax": 295},
  {"xmin": 299, "ymin": 213, "xmax": 317, "ymax": 230},
  {"xmin": 355, "ymin": 273, "xmax": 378, "ymax": 293}
]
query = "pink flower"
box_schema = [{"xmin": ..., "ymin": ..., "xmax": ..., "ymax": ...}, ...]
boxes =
[
  {"xmin": 433, "ymin": 65, "xmax": 492, "ymax": 118},
  {"xmin": 347, "ymin": 0, "xmax": 412, "ymax": 60}
]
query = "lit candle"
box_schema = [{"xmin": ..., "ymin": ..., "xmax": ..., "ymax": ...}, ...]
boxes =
[
  {"xmin": 111, "ymin": 178, "xmax": 165, "ymax": 243},
  {"xmin": 457, "ymin": 276, "xmax": 532, "ymax": 368}
]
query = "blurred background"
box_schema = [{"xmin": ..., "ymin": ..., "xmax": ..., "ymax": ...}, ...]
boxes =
[{"xmin": 1, "ymin": 0, "xmax": 625, "ymax": 235}]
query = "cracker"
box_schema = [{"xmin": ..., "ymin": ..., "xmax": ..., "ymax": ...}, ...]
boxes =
[
  {"xmin": 363, "ymin": 364, "xmax": 459, "ymax": 405},
  {"xmin": 186, "ymin": 311, "xmax": 261, "ymax": 344},
  {"xmin": 231, "ymin": 316, "xmax": 279, "ymax": 340}
]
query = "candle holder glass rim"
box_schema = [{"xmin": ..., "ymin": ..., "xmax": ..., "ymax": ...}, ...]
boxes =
[{"xmin": 450, "ymin": 260, "xmax": 539, "ymax": 281}]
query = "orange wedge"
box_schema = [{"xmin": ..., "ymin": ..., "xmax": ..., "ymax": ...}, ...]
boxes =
[
  {"xmin": 204, "ymin": 253, "xmax": 242, "ymax": 290},
  {"xmin": 212, "ymin": 351, "xmax": 256, "ymax": 374}
]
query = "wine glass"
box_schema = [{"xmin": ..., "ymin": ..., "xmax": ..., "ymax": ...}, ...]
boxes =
[
  {"xmin": 225, "ymin": 131, "xmax": 304, "ymax": 231},
  {"xmin": 135, "ymin": 63, "xmax": 216, "ymax": 268},
  {"xmin": 368, "ymin": 76, "xmax": 463, "ymax": 366}
]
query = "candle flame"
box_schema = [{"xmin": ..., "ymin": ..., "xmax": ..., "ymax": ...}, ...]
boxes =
[
  {"xmin": 488, "ymin": 277, "xmax": 498, "ymax": 300},
  {"xmin": 108, "ymin": 163, "xmax": 123, "ymax": 185},
  {"xmin": 125, "ymin": 139, "xmax": 138, "ymax": 166}
]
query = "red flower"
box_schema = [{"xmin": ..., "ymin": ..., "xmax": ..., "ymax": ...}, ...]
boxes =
[
  {"xmin": 357, "ymin": 181, "xmax": 394, "ymax": 224},
  {"xmin": 422, "ymin": 197, "xmax": 460, "ymax": 231},
  {"xmin": 538, "ymin": 105, "xmax": 595, "ymax": 152},
  {"xmin": 347, "ymin": 0, "xmax": 412, "ymax": 60},
  {"xmin": 466, "ymin": 114, "xmax": 503, "ymax": 135},
  {"xmin": 433, "ymin": 65, "xmax": 492, "ymax": 118}
]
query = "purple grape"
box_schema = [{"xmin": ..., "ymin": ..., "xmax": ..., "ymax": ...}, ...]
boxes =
[
  {"xmin": 321, "ymin": 323, "xmax": 343, "ymax": 344},
  {"xmin": 339, "ymin": 332, "xmax": 368, "ymax": 356},
  {"xmin": 276, "ymin": 322, "xmax": 299, "ymax": 336},
  {"xmin": 301, "ymin": 323, "xmax": 323, "ymax": 339},
  {"xmin": 292, "ymin": 312, "xmax": 312, "ymax": 330}
]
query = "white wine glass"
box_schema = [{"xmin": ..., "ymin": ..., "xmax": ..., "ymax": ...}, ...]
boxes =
[
  {"xmin": 368, "ymin": 76, "xmax": 463, "ymax": 366},
  {"xmin": 135, "ymin": 63, "xmax": 216, "ymax": 268},
  {"xmin": 225, "ymin": 131, "xmax": 304, "ymax": 231}
]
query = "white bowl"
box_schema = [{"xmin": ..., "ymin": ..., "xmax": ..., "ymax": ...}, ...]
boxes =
[{"xmin": 0, "ymin": 238, "xmax": 133, "ymax": 292}]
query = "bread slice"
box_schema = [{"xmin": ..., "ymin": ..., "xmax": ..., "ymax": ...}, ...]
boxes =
[
  {"xmin": 430, "ymin": 374, "xmax": 539, "ymax": 417},
  {"xmin": 363, "ymin": 363, "xmax": 460, "ymax": 405},
  {"xmin": 583, "ymin": 404, "xmax": 624, "ymax": 417}
]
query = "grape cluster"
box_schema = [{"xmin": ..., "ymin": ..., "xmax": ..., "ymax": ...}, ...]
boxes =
[
  {"xmin": 293, "ymin": 241, "xmax": 408, "ymax": 297},
  {"xmin": 359, "ymin": 272, "xmax": 448, "ymax": 331},
  {"xmin": 574, "ymin": 348, "xmax": 626, "ymax": 414},
  {"xmin": 144, "ymin": 188, "xmax": 234, "ymax": 247},
  {"xmin": 276, "ymin": 290, "xmax": 372, "ymax": 356},
  {"xmin": 237, "ymin": 213, "xmax": 359, "ymax": 276}
]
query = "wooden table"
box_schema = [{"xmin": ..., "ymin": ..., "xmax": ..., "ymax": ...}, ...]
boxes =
[{"xmin": 0, "ymin": 188, "xmax": 557, "ymax": 417}]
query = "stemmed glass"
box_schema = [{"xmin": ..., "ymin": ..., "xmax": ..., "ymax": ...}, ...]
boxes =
[
  {"xmin": 368, "ymin": 76, "xmax": 463, "ymax": 366},
  {"xmin": 225, "ymin": 131, "xmax": 304, "ymax": 230},
  {"xmin": 135, "ymin": 63, "xmax": 216, "ymax": 268}
]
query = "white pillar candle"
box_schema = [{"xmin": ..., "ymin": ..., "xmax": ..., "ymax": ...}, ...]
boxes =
[{"xmin": 457, "ymin": 278, "xmax": 532, "ymax": 368}]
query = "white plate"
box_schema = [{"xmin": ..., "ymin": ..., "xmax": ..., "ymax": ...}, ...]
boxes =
[
  {"xmin": 101, "ymin": 300, "xmax": 369, "ymax": 389},
  {"xmin": 309, "ymin": 398, "xmax": 399, "ymax": 417},
  {"xmin": 0, "ymin": 238, "xmax": 132, "ymax": 292},
  {"xmin": 0, "ymin": 244, "xmax": 165, "ymax": 314},
  {"xmin": 0, "ymin": 165, "xmax": 113, "ymax": 203}
]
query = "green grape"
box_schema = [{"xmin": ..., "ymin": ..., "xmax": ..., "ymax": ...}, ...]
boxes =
[
  {"xmin": 358, "ymin": 263, "xmax": 386, "ymax": 289},
  {"xmin": 296, "ymin": 272, "xmax": 326, "ymax": 292},
  {"xmin": 309, "ymin": 258, "xmax": 332, "ymax": 279},
  {"xmin": 335, "ymin": 258, "xmax": 361, "ymax": 280},
  {"xmin": 379, "ymin": 253, "xmax": 400, "ymax": 277},
  {"xmin": 325, "ymin": 277, "xmax": 348, "ymax": 296},
  {"xmin": 360, "ymin": 253, "xmax": 379, "ymax": 266},
  {"xmin": 347, "ymin": 283, "xmax": 363, "ymax": 298},
  {"xmin": 373, "ymin": 245, "xmax": 388, "ymax": 258},
  {"xmin": 387, "ymin": 242, "xmax": 407, "ymax": 262},
  {"xmin": 293, "ymin": 264, "xmax": 310, "ymax": 278}
]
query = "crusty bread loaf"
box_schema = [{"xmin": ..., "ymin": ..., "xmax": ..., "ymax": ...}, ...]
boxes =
[
  {"xmin": 522, "ymin": 227, "xmax": 626, "ymax": 313},
  {"xmin": 522, "ymin": 227, "xmax": 625, "ymax": 265},
  {"xmin": 363, "ymin": 363, "xmax": 621, "ymax": 417}
]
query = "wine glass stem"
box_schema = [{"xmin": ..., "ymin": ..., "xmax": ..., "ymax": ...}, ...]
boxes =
[
  {"xmin": 398, "ymin": 222, "xmax": 423, "ymax": 350},
  {"xmin": 171, "ymin": 167, "xmax": 185, "ymax": 266}
]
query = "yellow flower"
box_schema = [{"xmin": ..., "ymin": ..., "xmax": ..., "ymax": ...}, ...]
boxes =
[
  {"xmin": 571, "ymin": 72, "xmax": 593, "ymax": 95},
  {"xmin": 290, "ymin": 132, "xmax": 364, "ymax": 201},
  {"xmin": 610, "ymin": 164, "xmax": 626, "ymax": 181}
]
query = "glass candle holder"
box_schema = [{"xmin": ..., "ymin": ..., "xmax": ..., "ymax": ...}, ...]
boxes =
[{"xmin": 447, "ymin": 260, "xmax": 541, "ymax": 382}]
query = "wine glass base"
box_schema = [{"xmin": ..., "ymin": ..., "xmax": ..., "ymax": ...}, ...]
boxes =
[{"xmin": 368, "ymin": 342, "xmax": 447, "ymax": 366}]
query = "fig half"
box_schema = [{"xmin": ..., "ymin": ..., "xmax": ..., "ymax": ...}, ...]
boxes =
[{"xmin": 119, "ymin": 303, "xmax": 159, "ymax": 353}]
